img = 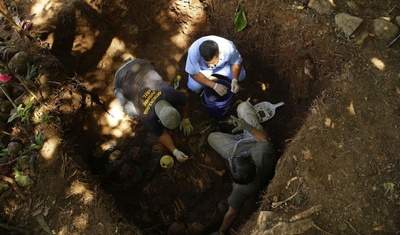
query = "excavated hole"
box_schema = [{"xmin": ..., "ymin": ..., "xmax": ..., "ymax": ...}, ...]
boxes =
[
  {"xmin": 62, "ymin": 50, "xmax": 321, "ymax": 234},
  {"xmin": 53, "ymin": 4, "xmax": 326, "ymax": 235}
]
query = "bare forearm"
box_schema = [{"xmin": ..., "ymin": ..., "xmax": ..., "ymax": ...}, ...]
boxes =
[
  {"xmin": 249, "ymin": 126, "xmax": 269, "ymax": 142},
  {"xmin": 158, "ymin": 130, "xmax": 176, "ymax": 153},
  {"xmin": 231, "ymin": 64, "xmax": 242, "ymax": 80},
  {"xmin": 191, "ymin": 73, "xmax": 215, "ymax": 88},
  {"xmin": 219, "ymin": 206, "xmax": 238, "ymax": 233}
]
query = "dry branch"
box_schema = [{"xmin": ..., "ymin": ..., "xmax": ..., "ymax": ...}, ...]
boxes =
[{"xmin": 0, "ymin": 174, "xmax": 26, "ymax": 199}]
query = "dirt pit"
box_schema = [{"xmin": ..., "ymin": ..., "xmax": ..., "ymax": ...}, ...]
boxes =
[{"xmin": 1, "ymin": 0, "xmax": 400, "ymax": 235}]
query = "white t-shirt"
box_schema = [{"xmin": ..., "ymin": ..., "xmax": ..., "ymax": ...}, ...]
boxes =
[{"xmin": 185, "ymin": 35, "xmax": 243, "ymax": 76}]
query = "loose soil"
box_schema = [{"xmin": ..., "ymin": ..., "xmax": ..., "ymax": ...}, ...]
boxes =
[{"xmin": 0, "ymin": 0, "xmax": 399, "ymax": 235}]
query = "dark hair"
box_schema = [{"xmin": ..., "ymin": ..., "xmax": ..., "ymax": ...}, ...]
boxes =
[
  {"xmin": 229, "ymin": 152, "xmax": 256, "ymax": 185},
  {"xmin": 199, "ymin": 40, "xmax": 219, "ymax": 61}
]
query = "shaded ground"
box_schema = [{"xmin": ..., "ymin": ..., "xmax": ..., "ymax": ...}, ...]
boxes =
[{"xmin": 0, "ymin": 0, "xmax": 399, "ymax": 234}]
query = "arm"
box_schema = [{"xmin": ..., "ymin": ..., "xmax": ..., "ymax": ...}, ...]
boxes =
[
  {"xmin": 178, "ymin": 88, "xmax": 190, "ymax": 119},
  {"xmin": 230, "ymin": 64, "xmax": 242, "ymax": 93},
  {"xmin": 231, "ymin": 117, "xmax": 269, "ymax": 142},
  {"xmin": 191, "ymin": 72, "xmax": 217, "ymax": 89},
  {"xmin": 248, "ymin": 126, "xmax": 269, "ymax": 142},
  {"xmin": 157, "ymin": 129, "xmax": 176, "ymax": 153},
  {"xmin": 231, "ymin": 64, "xmax": 242, "ymax": 81},
  {"xmin": 219, "ymin": 206, "xmax": 239, "ymax": 233},
  {"xmin": 158, "ymin": 129, "xmax": 189, "ymax": 162}
]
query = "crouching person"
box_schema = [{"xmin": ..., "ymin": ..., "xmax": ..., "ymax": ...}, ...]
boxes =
[
  {"xmin": 114, "ymin": 59, "xmax": 193, "ymax": 162},
  {"xmin": 207, "ymin": 101, "xmax": 278, "ymax": 234}
]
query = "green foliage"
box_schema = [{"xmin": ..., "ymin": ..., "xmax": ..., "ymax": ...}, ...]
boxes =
[
  {"xmin": 0, "ymin": 148, "xmax": 8, "ymax": 157},
  {"xmin": 39, "ymin": 112, "xmax": 54, "ymax": 124},
  {"xmin": 12, "ymin": 164, "xmax": 34, "ymax": 186},
  {"xmin": 33, "ymin": 131, "xmax": 45, "ymax": 149},
  {"xmin": 0, "ymin": 181, "xmax": 9, "ymax": 191},
  {"xmin": 8, "ymin": 102, "xmax": 33, "ymax": 124},
  {"xmin": 234, "ymin": 8, "xmax": 247, "ymax": 32},
  {"xmin": 19, "ymin": 131, "xmax": 45, "ymax": 155},
  {"xmin": 384, "ymin": 182, "xmax": 395, "ymax": 196},
  {"xmin": 26, "ymin": 62, "xmax": 38, "ymax": 81}
]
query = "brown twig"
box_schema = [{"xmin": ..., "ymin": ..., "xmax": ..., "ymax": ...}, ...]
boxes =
[
  {"xmin": 0, "ymin": 85, "xmax": 17, "ymax": 109},
  {"xmin": 12, "ymin": 72, "xmax": 44, "ymax": 106},
  {"xmin": 344, "ymin": 219, "xmax": 361, "ymax": 235},
  {"xmin": 0, "ymin": 174, "xmax": 26, "ymax": 199},
  {"xmin": 0, "ymin": 60, "xmax": 43, "ymax": 105}
]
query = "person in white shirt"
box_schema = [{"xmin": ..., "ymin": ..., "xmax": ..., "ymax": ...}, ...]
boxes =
[{"xmin": 185, "ymin": 35, "xmax": 246, "ymax": 96}]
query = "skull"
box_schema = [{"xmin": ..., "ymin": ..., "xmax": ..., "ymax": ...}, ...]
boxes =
[{"xmin": 160, "ymin": 155, "xmax": 174, "ymax": 169}]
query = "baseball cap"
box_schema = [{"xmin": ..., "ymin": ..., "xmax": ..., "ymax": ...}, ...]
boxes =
[{"xmin": 155, "ymin": 100, "xmax": 181, "ymax": 129}]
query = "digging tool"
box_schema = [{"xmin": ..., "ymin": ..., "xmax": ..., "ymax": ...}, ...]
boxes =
[{"xmin": 387, "ymin": 34, "xmax": 400, "ymax": 48}]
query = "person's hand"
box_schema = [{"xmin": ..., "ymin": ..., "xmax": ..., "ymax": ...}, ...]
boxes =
[
  {"xmin": 179, "ymin": 118, "xmax": 193, "ymax": 136},
  {"xmin": 173, "ymin": 149, "xmax": 189, "ymax": 162},
  {"xmin": 231, "ymin": 116, "xmax": 253, "ymax": 133},
  {"xmin": 231, "ymin": 79, "xmax": 239, "ymax": 93},
  {"xmin": 213, "ymin": 83, "xmax": 228, "ymax": 96}
]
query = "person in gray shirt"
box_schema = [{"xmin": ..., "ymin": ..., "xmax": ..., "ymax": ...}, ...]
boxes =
[{"xmin": 208, "ymin": 101, "xmax": 277, "ymax": 235}]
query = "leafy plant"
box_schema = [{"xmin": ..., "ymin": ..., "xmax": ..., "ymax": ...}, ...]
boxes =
[
  {"xmin": 26, "ymin": 62, "xmax": 38, "ymax": 81},
  {"xmin": 0, "ymin": 148, "xmax": 8, "ymax": 157},
  {"xmin": 234, "ymin": 8, "xmax": 247, "ymax": 32},
  {"xmin": 40, "ymin": 112, "xmax": 54, "ymax": 124},
  {"xmin": 12, "ymin": 164, "xmax": 34, "ymax": 186},
  {"xmin": 32, "ymin": 131, "xmax": 45, "ymax": 150},
  {"xmin": 8, "ymin": 102, "xmax": 33, "ymax": 124},
  {"xmin": 384, "ymin": 182, "xmax": 395, "ymax": 197},
  {"xmin": 19, "ymin": 131, "xmax": 45, "ymax": 155}
]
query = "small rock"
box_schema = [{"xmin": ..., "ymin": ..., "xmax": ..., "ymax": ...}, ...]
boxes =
[
  {"xmin": 17, "ymin": 155, "xmax": 31, "ymax": 171},
  {"xmin": 8, "ymin": 51, "xmax": 32, "ymax": 75},
  {"xmin": 372, "ymin": 18, "xmax": 400, "ymax": 42},
  {"xmin": 0, "ymin": 46, "xmax": 20, "ymax": 63},
  {"xmin": 7, "ymin": 141, "xmax": 24, "ymax": 156},
  {"xmin": 395, "ymin": 16, "xmax": 400, "ymax": 27},
  {"xmin": 308, "ymin": 0, "xmax": 335, "ymax": 15},
  {"xmin": 335, "ymin": 13, "xmax": 364, "ymax": 38}
]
